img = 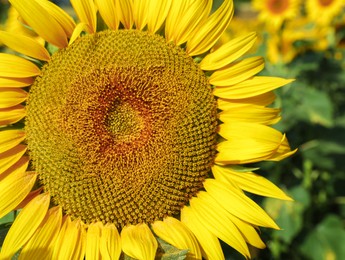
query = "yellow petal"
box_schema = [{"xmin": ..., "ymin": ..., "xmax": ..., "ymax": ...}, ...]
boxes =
[
  {"xmin": 219, "ymin": 105, "xmax": 281, "ymax": 125},
  {"xmin": 69, "ymin": 23, "xmax": 89, "ymax": 45},
  {"xmin": 203, "ymin": 179, "xmax": 279, "ymax": 229},
  {"xmin": 200, "ymin": 32, "xmax": 257, "ymax": 70},
  {"xmin": 0, "ymin": 155, "xmax": 28, "ymax": 179},
  {"xmin": 19, "ymin": 206, "xmax": 62, "ymax": 260},
  {"xmin": 133, "ymin": 0, "xmax": 149, "ymax": 30},
  {"xmin": 100, "ymin": 223, "xmax": 121, "ymax": 260},
  {"xmin": 164, "ymin": 0, "xmax": 188, "ymax": 42},
  {"xmin": 8, "ymin": 0, "xmax": 68, "ymax": 48},
  {"xmin": 216, "ymin": 122, "xmax": 294, "ymax": 164},
  {"xmin": 213, "ymin": 76, "xmax": 294, "ymax": 99},
  {"xmin": 115, "ymin": 0, "xmax": 134, "ymax": 29},
  {"xmin": 210, "ymin": 57, "xmax": 265, "ymax": 86},
  {"xmin": 212, "ymin": 164, "xmax": 293, "ymax": 201},
  {"xmin": 151, "ymin": 217, "xmax": 202, "ymax": 259},
  {"xmin": 0, "ymin": 53, "xmax": 40, "ymax": 78},
  {"xmin": 14, "ymin": 187, "xmax": 43, "ymax": 210},
  {"xmin": 227, "ymin": 215, "xmax": 266, "ymax": 249},
  {"xmin": 86, "ymin": 222, "xmax": 102, "ymax": 260},
  {"xmin": 52, "ymin": 216, "xmax": 85, "ymax": 260},
  {"xmin": 0, "ymin": 105, "xmax": 25, "ymax": 126},
  {"xmin": 197, "ymin": 190, "xmax": 266, "ymax": 250},
  {"xmin": 0, "ymin": 31, "xmax": 50, "ymax": 61},
  {"xmin": 217, "ymin": 92, "xmax": 276, "ymax": 110},
  {"xmin": 0, "ymin": 130, "xmax": 25, "ymax": 153},
  {"xmin": 147, "ymin": 0, "xmax": 172, "ymax": 33},
  {"xmin": 0, "ymin": 193, "xmax": 50, "ymax": 259},
  {"xmin": 166, "ymin": 0, "xmax": 212, "ymax": 45},
  {"xmin": 0, "ymin": 172, "xmax": 36, "ymax": 219},
  {"xmin": 186, "ymin": 0, "xmax": 233, "ymax": 56},
  {"xmin": 0, "ymin": 88, "xmax": 28, "ymax": 108},
  {"xmin": 35, "ymin": 0, "xmax": 76, "ymax": 38},
  {"xmin": 268, "ymin": 135, "xmax": 298, "ymax": 161},
  {"xmin": 71, "ymin": 0, "xmax": 97, "ymax": 34},
  {"xmin": 0, "ymin": 144, "xmax": 27, "ymax": 175},
  {"xmin": 95, "ymin": 0, "xmax": 119, "ymax": 30},
  {"xmin": 121, "ymin": 223, "xmax": 158, "ymax": 260},
  {"xmin": 205, "ymin": 189, "xmax": 266, "ymax": 249},
  {"xmin": 189, "ymin": 192, "xmax": 250, "ymax": 258},
  {"xmin": 0, "ymin": 76, "xmax": 34, "ymax": 88},
  {"xmin": 181, "ymin": 206, "xmax": 224, "ymax": 260}
]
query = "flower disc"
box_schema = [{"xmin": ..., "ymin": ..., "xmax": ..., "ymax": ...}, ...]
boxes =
[{"xmin": 26, "ymin": 30, "xmax": 218, "ymax": 227}]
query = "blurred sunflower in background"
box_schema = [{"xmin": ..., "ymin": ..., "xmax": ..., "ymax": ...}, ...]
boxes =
[
  {"xmin": 0, "ymin": 0, "xmax": 296, "ymax": 259},
  {"xmin": 306, "ymin": 0, "xmax": 345, "ymax": 25},
  {"xmin": 252, "ymin": 0, "xmax": 301, "ymax": 29}
]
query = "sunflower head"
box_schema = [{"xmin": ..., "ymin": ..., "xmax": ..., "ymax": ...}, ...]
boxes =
[{"xmin": 0, "ymin": 0, "xmax": 296, "ymax": 259}]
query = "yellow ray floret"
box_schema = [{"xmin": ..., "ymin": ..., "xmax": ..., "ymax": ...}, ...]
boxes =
[
  {"xmin": 219, "ymin": 104, "xmax": 281, "ymax": 125},
  {"xmin": 71, "ymin": 0, "xmax": 97, "ymax": 34},
  {"xmin": 52, "ymin": 216, "xmax": 85, "ymax": 260},
  {"xmin": 18, "ymin": 206, "xmax": 62, "ymax": 260},
  {"xmin": 0, "ymin": 77, "xmax": 35, "ymax": 88},
  {"xmin": 200, "ymin": 32, "xmax": 257, "ymax": 70},
  {"xmin": 213, "ymin": 76, "xmax": 294, "ymax": 99},
  {"xmin": 9, "ymin": 0, "xmax": 68, "ymax": 48},
  {"xmin": 86, "ymin": 222, "xmax": 103, "ymax": 260},
  {"xmin": 0, "ymin": 130, "xmax": 25, "ymax": 153},
  {"xmin": 95, "ymin": 0, "xmax": 119, "ymax": 30},
  {"xmin": 0, "ymin": 54, "xmax": 40, "ymax": 78},
  {"xmin": 0, "ymin": 88, "xmax": 28, "ymax": 109},
  {"xmin": 186, "ymin": 0, "xmax": 233, "ymax": 56},
  {"xmin": 121, "ymin": 223, "xmax": 158, "ymax": 260},
  {"xmin": 217, "ymin": 92, "xmax": 276, "ymax": 109},
  {"xmin": 151, "ymin": 217, "xmax": 202, "ymax": 259},
  {"xmin": 212, "ymin": 164, "xmax": 293, "ymax": 201},
  {"xmin": 203, "ymin": 179, "xmax": 279, "ymax": 229},
  {"xmin": 0, "ymin": 193, "xmax": 50, "ymax": 259},
  {"xmin": 217, "ymin": 122, "xmax": 292, "ymax": 164},
  {"xmin": 69, "ymin": 23, "xmax": 89, "ymax": 45},
  {"xmin": 0, "ymin": 171, "xmax": 36, "ymax": 219},
  {"xmin": 36, "ymin": 0, "xmax": 76, "ymax": 38},
  {"xmin": 0, "ymin": 105, "xmax": 26, "ymax": 126},
  {"xmin": 116, "ymin": 0, "xmax": 134, "ymax": 29},
  {"xmin": 0, "ymin": 144, "xmax": 27, "ymax": 174},
  {"xmin": 0, "ymin": 31, "xmax": 50, "ymax": 61},
  {"xmin": 147, "ymin": 0, "xmax": 172, "ymax": 33},
  {"xmin": 181, "ymin": 206, "xmax": 224, "ymax": 260},
  {"xmin": 100, "ymin": 223, "xmax": 122, "ymax": 260},
  {"xmin": 210, "ymin": 56, "xmax": 265, "ymax": 86},
  {"xmin": 226, "ymin": 214, "xmax": 266, "ymax": 249},
  {"xmin": 132, "ymin": 0, "xmax": 150, "ymax": 30},
  {"xmin": 189, "ymin": 191, "xmax": 250, "ymax": 258},
  {"xmin": 165, "ymin": 0, "xmax": 212, "ymax": 45},
  {"xmin": 198, "ymin": 190, "xmax": 266, "ymax": 249}
]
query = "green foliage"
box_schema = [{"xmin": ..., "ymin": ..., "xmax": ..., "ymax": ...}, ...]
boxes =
[{"xmin": 252, "ymin": 35, "xmax": 345, "ymax": 260}]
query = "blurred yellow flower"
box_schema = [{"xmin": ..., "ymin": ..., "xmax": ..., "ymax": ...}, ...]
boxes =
[
  {"xmin": 253, "ymin": 0, "xmax": 301, "ymax": 29},
  {"xmin": 306, "ymin": 0, "xmax": 345, "ymax": 25}
]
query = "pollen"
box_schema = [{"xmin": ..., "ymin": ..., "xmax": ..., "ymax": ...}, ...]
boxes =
[{"xmin": 26, "ymin": 30, "xmax": 218, "ymax": 227}]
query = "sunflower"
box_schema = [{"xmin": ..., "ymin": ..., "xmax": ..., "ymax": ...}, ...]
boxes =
[
  {"xmin": 0, "ymin": 0, "xmax": 296, "ymax": 259},
  {"xmin": 252, "ymin": 0, "xmax": 301, "ymax": 29},
  {"xmin": 306, "ymin": 0, "xmax": 345, "ymax": 25}
]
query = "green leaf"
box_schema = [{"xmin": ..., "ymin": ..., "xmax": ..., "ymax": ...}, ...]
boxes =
[
  {"xmin": 156, "ymin": 238, "xmax": 188, "ymax": 260},
  {"xmin": 300, "ymin": 215, "xmax": 345, "ymax": 260},
  {"xmin": 0, "ymin": 222, "xmax": 12, "ymax": 249}
]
